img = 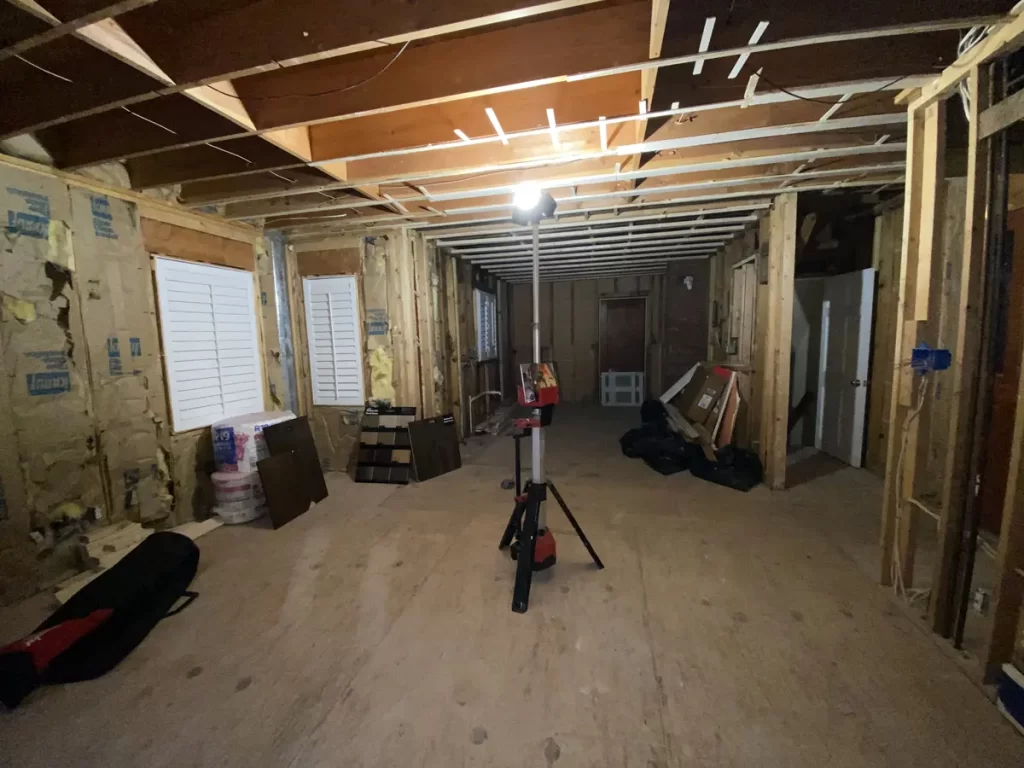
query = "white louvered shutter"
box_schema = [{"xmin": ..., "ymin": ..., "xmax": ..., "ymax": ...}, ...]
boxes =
[
  {"xmin": 303, "ymin": 276, "xmax": 365, "ymax": 406},
  {"xmin": 154, "ymin": 256, "xmax": 265, "ymax": 432}
]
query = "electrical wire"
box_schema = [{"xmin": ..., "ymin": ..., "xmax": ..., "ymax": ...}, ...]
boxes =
[
  {"xmin": 891, "ymin": 373, "xmax": 931, "ymax": 602},
  {"xmin": 206, "ymin": 41, "xmax": 410, "ymax": 103},
  {"xmin": 756, "ymin": 73, "xmax": 908, "ymax": 106},
  {"xmin": 958, "ymin": 25, "xmax": 994, "ymax": 121},
  {"xmin": 15, "ymin": 54, "xmax": 73, "ymax": 83}
]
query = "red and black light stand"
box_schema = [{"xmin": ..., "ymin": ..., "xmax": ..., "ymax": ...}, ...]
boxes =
[
  {"xmin": 498, "ymin": 409, "xmax": 604, "ymax": 613},
  {"xmin": 497, "ymin": 188, "xmax": 603, "ymax": 613}
]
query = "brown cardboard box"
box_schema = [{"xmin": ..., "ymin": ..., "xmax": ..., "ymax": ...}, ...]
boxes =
[{"xmin": 676, "ymin": 364, "xmax": 730, "ymax": 426}]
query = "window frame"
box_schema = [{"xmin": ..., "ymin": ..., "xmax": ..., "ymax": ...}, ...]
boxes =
[
  {"xmin": 153, "ymin": 255, "xmax": 266, "ymax": 434},
  {"xmin": 302, "ymin": 274, "xmax": 367, "ymax": 407}
]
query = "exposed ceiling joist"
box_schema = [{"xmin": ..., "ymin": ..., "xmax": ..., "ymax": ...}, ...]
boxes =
[
  {"xmin": 467, "ymin": 246, "xmax": 721, "ymax": 265},
  {"xmin": 452, "ymin": 228, "xmax": 743, "ymax": 255},
  {"xmin": 231, "ymin": 3, "xmax": 649, "ymax": 131},
  {"xmin": 228, "ymin": 134, "xmax": 904, "ymax": 220},
  {"xmin": 436, "ymin": 215, "xmax": 758, "ymax": 246},
  {"xmin": 121, "ymin": 0, "xmax": 606, "ymax": 86},
  {"xmin": 0, "ymin": 0, "xmax": 156, "ymax": 60}
]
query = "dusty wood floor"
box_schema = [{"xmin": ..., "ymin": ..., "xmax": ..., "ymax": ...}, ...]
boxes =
[{"xmin": 2, "ymin": 406, "xmax": 1022, "ymax": 766}]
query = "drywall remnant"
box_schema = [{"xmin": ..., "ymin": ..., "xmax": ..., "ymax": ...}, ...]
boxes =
[{"xmin": 1, "ymin": 293, "xmax": 36, "ymax": 324}]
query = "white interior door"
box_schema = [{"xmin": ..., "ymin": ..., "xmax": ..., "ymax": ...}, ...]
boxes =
[{"xmin": 815, "ymin": 268, "xmax": 875, "ymax": 466}]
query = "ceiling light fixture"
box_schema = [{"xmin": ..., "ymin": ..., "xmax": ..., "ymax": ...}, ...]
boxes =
[
  {"xmin": 485, "ymin": 107, "xmax": 508, "ymax": 145},
  {"xmin": 599, "ymin": 116, "xmax": 608, "ymax": 151},
  {"xmin": 693, "ymin": 17, "xmax": 716, "ymax": 75},
  {"xmin": 639, "ymin": 99, "xmax": 648, "ymax": 115},
  {"xmin": 728, "ymin": 21, "xmax": 770, "ymax": 79},
  {"xmin": 512, "ymin": 182, "xmax": 542, "ymax": 212}
]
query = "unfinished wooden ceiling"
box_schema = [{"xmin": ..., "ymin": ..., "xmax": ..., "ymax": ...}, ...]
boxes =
[{"xmin": 2, "ymin": 0, "xmax": 1015, "ymax": 281}]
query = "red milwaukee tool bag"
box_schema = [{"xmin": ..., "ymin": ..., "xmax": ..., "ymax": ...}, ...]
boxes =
[{"xmin": 0, "ymin": 531, "xmax": 199, "ymax": 709}]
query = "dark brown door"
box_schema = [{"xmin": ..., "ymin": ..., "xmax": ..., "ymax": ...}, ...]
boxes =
[
  {"xmin": 600, "ymin": 298, "xmax": 646, "ymax": 372},
  {"xmin": 979, "ymin": 210, "xmax": 1024, "ymax": 534}
]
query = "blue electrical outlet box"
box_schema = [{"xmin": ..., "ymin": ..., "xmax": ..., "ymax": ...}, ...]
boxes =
[{"xmin": 911, "ymin": 344, "xmax": 952, "ymax": 373}]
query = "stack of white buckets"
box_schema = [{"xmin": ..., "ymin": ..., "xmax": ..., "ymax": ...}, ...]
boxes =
[{"xmin": 211, "ymin": 411, "xmax": 295, "ymax": 524}]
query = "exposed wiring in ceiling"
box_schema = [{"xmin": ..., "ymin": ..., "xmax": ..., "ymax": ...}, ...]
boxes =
[
  {"xmin": 206, "ymin": 41, "xmax": 410, "ymax": 103},
  {"xmin": 15, "ymin": 54, "xmax": 73, "ymax": 83},
  {"xmin": 756, "ymin": 72, "xmax": 907, "ymax": 106},
  {"xmin": 958, "ymin": 25, "xmax": 994, "ymax": 121}
]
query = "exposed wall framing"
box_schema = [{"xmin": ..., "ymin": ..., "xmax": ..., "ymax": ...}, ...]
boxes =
[{"xmin": 879, "ymin": 14, "xmax": 1024, "ymax": 680}]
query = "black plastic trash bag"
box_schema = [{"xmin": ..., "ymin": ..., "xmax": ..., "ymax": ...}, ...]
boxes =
[
  {"xmin": 690, "ymin": 445, "xmax": 763, "ymax": 491},
  {"xmin": 619, "ymin": 405, "xmax": 699, "ymax": 475}
]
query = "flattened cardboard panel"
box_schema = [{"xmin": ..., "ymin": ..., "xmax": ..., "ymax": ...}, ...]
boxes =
[
  {"xmin": 263, "ymin": 416, "xmax": 328, "ymax": 503},
  {"xmin": 258, "ymin": 451, "xmax": 311, "ymax": 529},
  {"xmin": 409, "ymin": 414, "xmax": 461, "ymax": 482}
]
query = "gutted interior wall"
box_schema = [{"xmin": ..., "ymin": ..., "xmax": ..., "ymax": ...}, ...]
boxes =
[
  {"xmin": 448, "ymin": 260, "xmax": 504, "ymax": 435},
  {"xmin": 509, "ymin": 274, "xmax": 665, "ymax": 403},
  {"xmin": 0, "ymin": 161, "xmax": 272, "ymax": 604},
  {"xmin": 288, "ymin": 229, "xmax": 450, "ymax": 469},
  {"xmin": 865, "ymin": 179, "xmax": 967, "ymax": 484},
  {"xmin": 662, "ymin": 261, "xmax": 709, "ymax": 396},
  {"xmin": 704, "ymin": 225, "xmax": 762, "ymax": 447}
]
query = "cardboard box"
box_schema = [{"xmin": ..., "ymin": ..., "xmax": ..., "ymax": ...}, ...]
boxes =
[{"xmin": 676, "ymin": 364, "xmax": 730, "ymax": 426}]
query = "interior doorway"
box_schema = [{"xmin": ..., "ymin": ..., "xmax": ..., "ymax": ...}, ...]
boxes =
[
  {"xmin": 599, "ymin": 297, "xmax": 646, "ymax": 406},
  {"xmin": 815, "ymin": 268, "xmax": 876, "ymax": 467}
]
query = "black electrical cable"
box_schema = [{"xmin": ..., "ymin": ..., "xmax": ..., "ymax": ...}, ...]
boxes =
[
  {"xmin": 756, "ymin": 73, "xmax": 909, "ymax": 106},
  {"xmin": 207, "ymin": 41, "xmax": 410, "ymax": 102}
]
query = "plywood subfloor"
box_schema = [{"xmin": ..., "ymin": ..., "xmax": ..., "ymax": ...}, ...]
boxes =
[{"xmin": 2, "ymin": 407, "xmax": 1022, "ymax": 766}]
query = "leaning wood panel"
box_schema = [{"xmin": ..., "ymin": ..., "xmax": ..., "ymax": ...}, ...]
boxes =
[
  {"xmin": 931, "ymin": 67, "xmax": 992, "ymax": 634},
  {"xmin": 141, "ymin": 218, "xmax": 255, "ymax": 270}
]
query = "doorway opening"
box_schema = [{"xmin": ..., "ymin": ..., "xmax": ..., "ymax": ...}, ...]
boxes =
[{"xmin": 599, "ymin": 297, "xmax": 646, "ymax": 406}]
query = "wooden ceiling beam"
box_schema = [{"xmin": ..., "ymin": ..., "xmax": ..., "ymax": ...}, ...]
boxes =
[
  {"xmin": 0, "ymin": 0, "xmax": 609, "ymax": 138},
  {"xmin": 0, "ymin": 36, "xmax": 163, "ymax": 139},
  {"xmin": 117, "ymin": 0, "xmax": 606, "ymax": 86},
  {"xmin": 33, "ymin": 94, "xmax": 250, "ymax": 168},
  {"xmin": 307, "ymin": 74, "xmax": 641, "ymax": 162},
  {"xmin": 179, "ymin": 167, "xmax": 346, "ymax": 206},
  {"xmin": 231, "ymin": 3, "xmax": 650, "ymax": 130},
  {"xmin": 0, "ymin": 0, "xmax": 156, "ymax": 60},
  {"xmin": 244, "ymin": 142, "xmax": 902, "ymax": 222},
  {"xmin": 125, "ymin": 137, "xmax": 308, "ymax": 189}
]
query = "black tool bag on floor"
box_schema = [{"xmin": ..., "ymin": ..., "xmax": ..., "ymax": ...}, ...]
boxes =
[{"xmin": 0, "ymin": 531, "xmax": 199, "ymax": 709}]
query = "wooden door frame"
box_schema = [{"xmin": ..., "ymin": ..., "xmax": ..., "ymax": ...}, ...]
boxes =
[{"xmin": 598, "ymin": 295, "xmax": 649, "ymax": 379}]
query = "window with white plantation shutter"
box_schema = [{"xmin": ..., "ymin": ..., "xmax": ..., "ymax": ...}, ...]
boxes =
[
  {"xmin": 303, "ymin": 276, "xmax": 366, "ymax": 406},
  {"xmin": 475, "ymin": 288, "xmax": 498, "ymax": 361},
  {"xmin": 154, "ymin": 256, "xmax": 265, "ymax": 433}
]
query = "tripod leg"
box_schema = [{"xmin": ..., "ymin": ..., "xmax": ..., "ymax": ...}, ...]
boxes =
[
  {"xmin": 548, "ymin": 481, "xmax": 604, "ymax": 569},
  {"xmin": 511, "ymin": 487, "xmax": 542, "ymax": 613},
  {"xmin": 499, "ymin": 498, "xmax": 527, "ymax": 550},
  {"xmin": 514, "ymin": 435, "xmax": 522, "ymax": 497}
]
